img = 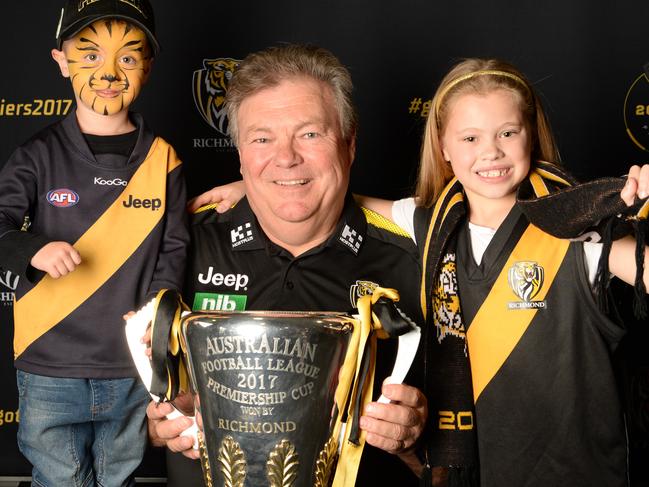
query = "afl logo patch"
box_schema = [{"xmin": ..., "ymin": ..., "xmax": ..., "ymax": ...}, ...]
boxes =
[{"xmin": 47, "ymin": 188, "xmax": 79, "ymax": 207}]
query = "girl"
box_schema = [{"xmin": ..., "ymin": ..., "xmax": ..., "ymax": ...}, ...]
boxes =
[
  {"xmin": 189, "ymin": 58, "xmax": 649, "ymax": 487},
  {"xmin": 381, "ymin": 58, "xmax": 649, "ymax": 487}
]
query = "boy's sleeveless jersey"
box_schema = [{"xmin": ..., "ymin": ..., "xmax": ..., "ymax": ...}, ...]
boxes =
[
  {"xmin": 0, "ymin": 112, "xmax": 188, "ymax": 378},
  {"xmin": 454, "ymin": 210, "xmax": 628, "ymax": 487}
]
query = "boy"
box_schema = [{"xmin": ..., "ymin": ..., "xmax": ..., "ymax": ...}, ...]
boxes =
[{"xmin": 0, "ymin": 0, "xmax": 188, "ymax": 484}]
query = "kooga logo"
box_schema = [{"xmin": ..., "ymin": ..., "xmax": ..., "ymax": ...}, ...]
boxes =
[
  {"xmin": 94, "ymin": 177, "xmax": 127, "ymax": 186},
  {"xmin": 122, "ymin": 194, "xmax": 162, "ymax": 211}
]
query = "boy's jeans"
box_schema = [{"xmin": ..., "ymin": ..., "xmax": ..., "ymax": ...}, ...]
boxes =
[{"xmin": 16, "ymin": 370, "xmax": 149, "ymax": 487}]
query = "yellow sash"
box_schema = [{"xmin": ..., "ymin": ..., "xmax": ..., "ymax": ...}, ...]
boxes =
[
  {"xmin": 466, "ymin": 224, "xmax": 569, "ymax": 401},
  {"xmin": 14, "ymin": 138, "xmax": 181, "ymax": 358}
]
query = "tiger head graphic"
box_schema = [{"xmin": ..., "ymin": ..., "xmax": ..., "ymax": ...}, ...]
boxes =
[
  {"xmin": 349, "ymin": 280, "xmax": 379, "ymax": 308},
  {"xmin": 508, "ymin": 261, "xmax": 544, "ymax": 302},
  {"xmin": 193, "ymin": 58, "xmax": 241, "ymax": 136}
]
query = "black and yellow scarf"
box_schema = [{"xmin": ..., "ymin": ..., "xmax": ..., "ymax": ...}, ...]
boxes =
[{"xmin": 416, "ymin": 161, "xmax": 648, "ymax": 486}]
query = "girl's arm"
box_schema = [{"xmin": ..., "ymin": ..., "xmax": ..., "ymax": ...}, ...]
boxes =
[
  {"xmin": 611, "ymin": 164, "xmax": 649, "ymax": 289},
  {"xmin": 609, "ymin": 236, "xmax": 649, "ymax": 289},
  {"xmin": 353, "ymin": 195, "xmax": 395, "ymax": 221}
]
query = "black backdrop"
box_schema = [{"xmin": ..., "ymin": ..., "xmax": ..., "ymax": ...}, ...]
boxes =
[{"xmin": 1, "ymin": 0, "xmax": 648, "ymax": 482}]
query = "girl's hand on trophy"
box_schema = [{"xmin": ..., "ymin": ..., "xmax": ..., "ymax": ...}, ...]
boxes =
[{"xmin": 359, "ymin": 382, "xmax": 428, "ymax": 455}]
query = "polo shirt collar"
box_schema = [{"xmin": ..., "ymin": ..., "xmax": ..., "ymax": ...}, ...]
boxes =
[{"xmin": 229, "ymin": 193, "xmax": 367, "ymax": 256}]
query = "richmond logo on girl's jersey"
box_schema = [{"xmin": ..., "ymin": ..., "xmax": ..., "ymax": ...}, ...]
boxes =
[
  {"xmin": 507, "ymin": 261, "xmax": 546, "ymax": 309},
  {"xmin": 47, "ymin": 189, "xmax": 79, "ymax": 207}
]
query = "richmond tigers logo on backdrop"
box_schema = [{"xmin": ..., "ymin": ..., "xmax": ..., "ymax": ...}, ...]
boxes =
[{"xmin": 193, "ymin": 58, "xmax": 241, "ymax": 136}]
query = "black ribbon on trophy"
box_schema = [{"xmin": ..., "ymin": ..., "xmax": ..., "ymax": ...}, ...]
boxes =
[{"xmin": 126, "ymin": 287, "xmax": 420, "ymax": 487}]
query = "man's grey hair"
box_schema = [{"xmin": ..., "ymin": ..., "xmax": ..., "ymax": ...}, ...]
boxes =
[{"xmin": 225, "ymin": 44, "xmax": 357, "ymax": 145}]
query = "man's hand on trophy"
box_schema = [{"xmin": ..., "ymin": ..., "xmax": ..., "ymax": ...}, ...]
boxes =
[
  {"xmin": 359, "ymin": 382, "xmax": 427, "ymax": 454},
  {"xmin": 146, "ymin": 396, "xmax": 200, "ymax": 460}
]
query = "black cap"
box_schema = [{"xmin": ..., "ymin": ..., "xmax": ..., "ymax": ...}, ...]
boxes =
[{"xmin": 55, "ymin": 0, "xmax": 160, "ymax": 56}]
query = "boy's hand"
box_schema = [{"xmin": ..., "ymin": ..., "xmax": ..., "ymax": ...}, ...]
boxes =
[
  {"xmin": 187, "ymin": 180, "xmax": 246, "ymax": 213},
  {"xmin": 31, "ymin": 241, "xmax": 82, "ymax": 278}
]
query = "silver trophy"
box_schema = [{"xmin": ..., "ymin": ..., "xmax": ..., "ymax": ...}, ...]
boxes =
[
  {"xmin": 136, "ymin": 289, "xmax": 420, "ymax": 487},
  {"xmin": 182, "ymin": 311, "xmax": 355, "ymax": 487}
]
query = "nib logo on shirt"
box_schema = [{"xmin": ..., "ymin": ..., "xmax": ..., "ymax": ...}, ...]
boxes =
[{"xmin": 192, "ymin": 292, "xmax": 247, "ymax": 311}]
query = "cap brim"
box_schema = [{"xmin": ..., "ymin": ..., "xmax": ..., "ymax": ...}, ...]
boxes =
[{"xmin": 56, "ymin": 15, "xmax": 160, "ymax": 56}]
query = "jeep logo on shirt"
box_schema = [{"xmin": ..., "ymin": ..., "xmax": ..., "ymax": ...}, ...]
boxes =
[
  {"xmin": 122, "ymin": 194, "xmax": 162, "ymax": 211},
  {"xmin": 197, "ymin": 267, "xmax": 249, "ymax": 291}
]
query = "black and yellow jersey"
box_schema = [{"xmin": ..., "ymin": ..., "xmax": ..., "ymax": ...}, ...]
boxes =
[{"xmin": 0, "ymin": 112, "xmax": 188, "ymax": 379}]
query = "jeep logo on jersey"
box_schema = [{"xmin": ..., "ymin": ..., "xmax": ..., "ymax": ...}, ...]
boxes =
[
  {"xmin": 47, "ymin": 188, "xmax": 79, "ymax": 207},
  {"xmin": 122, "ymin": 194, "xmax": 162, "ymax": 211},
  {"xmin": 94, "ymin": 177, "xmax": 127, "ymax": 186},
  {"xmin": 192, "ymin": 292, "xmax": 247, "ymax": 311},
  {"xmin": 197, "ymin": 267, "xmax": 249, "ymax": 291}
]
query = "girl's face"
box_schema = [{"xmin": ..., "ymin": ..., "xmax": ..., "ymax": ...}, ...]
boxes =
[{"xmin": 441, "ymin": 89, "xmax": 531, "ymax": 219}]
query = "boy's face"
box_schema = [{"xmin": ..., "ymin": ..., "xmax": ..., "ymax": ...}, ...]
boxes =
[{"xmin": 52, "ymin": 19, "xmax": 152, "ymax": 116}]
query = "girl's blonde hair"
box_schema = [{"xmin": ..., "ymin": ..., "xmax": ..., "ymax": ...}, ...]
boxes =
[{"xmin": 415, "ymin": 58, "xmax": 560, "ymax": 207}]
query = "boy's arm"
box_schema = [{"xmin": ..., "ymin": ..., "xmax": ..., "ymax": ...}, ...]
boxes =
[
  {"xmin": 146, "ymin": 164, "xmax": 189, "ymax": 297},
  {"xmin": 0, "ymin": 147, "xmax": 51, "ymax": 280}
]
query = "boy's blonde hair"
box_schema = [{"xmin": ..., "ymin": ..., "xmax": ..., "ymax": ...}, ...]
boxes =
[{"xmin": 416, "ymin": 58, "xmax": 560, "ymax": 207}]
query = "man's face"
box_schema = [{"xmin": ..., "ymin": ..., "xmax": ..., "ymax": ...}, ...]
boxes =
[
  {"xmin": 53, "ymin": 19, "xmax": 152, "ymax": 116},
  {"xmin": 237, "ymin": 77, "xmax": 354, "ymax": 232}
]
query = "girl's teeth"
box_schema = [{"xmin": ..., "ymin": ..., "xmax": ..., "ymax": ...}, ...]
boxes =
[{"xmin": 478, "ymin": 169, "xmax": 507, "ymax": 177}]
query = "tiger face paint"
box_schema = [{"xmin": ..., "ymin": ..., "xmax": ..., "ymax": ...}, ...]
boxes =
[{"xmin": 54, "ymin": 19, "xmax": 152, "ymax": 116}]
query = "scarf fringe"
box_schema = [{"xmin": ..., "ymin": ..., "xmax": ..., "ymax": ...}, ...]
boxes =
[
  {"xmin": 633, "ymin": 219, "xmax": 648, "ymax": 319},
  {"xmin": 594, "ymin": 216, "xmax": 648, "ymax": 320}
]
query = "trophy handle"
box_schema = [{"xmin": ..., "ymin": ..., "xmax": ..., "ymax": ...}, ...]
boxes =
[{"xmin": 125, "ymin": 299, "xmax": 199, "ymax": 448}]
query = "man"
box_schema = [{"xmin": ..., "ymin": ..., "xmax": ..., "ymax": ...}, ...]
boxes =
[{"xmin": 147, "ymin": 44, "xmax": 428, "ymax": 486}]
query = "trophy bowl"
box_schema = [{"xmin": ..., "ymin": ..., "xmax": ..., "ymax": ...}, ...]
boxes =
[{"xmin": 181, "ymin": 310, "xmax": 356, "ymax": 487}]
